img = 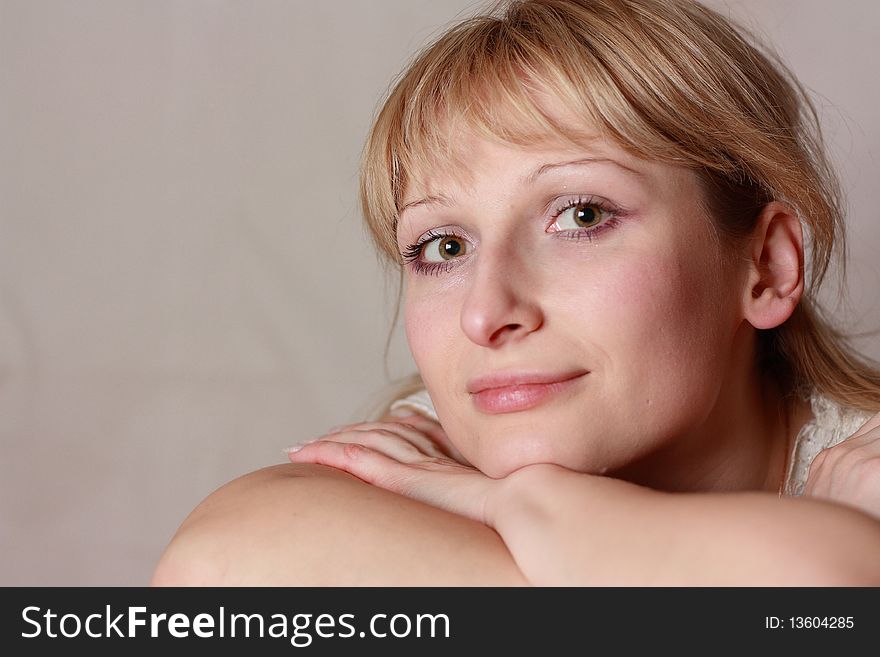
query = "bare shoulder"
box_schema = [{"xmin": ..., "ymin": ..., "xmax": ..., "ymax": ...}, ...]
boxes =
[{"xmin": 152, "ymin": 463, "xmax": 526, "ymax": 586}]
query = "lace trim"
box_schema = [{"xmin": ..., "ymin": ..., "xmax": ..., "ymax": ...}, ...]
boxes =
[{"xmin": 782, "ymin": 392, "xmax": 873, "ymax": 497}]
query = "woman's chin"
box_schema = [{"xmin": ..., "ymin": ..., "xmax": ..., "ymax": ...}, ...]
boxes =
[{"xmin": 465, "ymin": 442, "xmax": 609, "ymax": 479}]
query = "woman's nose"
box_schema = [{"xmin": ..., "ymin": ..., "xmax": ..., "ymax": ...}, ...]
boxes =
[{"xmin": 459, "ymin": 248, "xmax": 544, "ymax": 348}]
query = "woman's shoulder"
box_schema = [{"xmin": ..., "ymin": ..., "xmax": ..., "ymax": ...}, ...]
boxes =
[
  {"xmin": 150, "ymin": 463, "xmax": 361, "ymax": 585},
  {"xmin": 152, "ymin": 462, "xmax": 524, "ymax": 586}
]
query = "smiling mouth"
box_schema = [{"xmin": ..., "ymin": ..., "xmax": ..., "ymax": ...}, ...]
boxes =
[{"xmin": 469, "ymin": 372, "xmax": 588, "ymax": 414}]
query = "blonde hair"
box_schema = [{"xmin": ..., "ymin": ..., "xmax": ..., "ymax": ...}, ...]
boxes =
[{"xmin": 359, "ymin": 0, "xmax": 880, "ymax": 418}]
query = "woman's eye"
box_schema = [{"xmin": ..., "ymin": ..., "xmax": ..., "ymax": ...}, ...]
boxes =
[
  {"xmin": 552, "ymin": 202, "xmax": 611, "ymax": 231},
  {"xmin": 423, "ymin": 235, "xmax": 468, "ymax": 263}
]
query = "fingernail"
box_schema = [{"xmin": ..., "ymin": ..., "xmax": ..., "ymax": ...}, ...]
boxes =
[
  {"xmin": 389, "ymin": 408, "xmax": 413, "ymax": 418},
  {"xmin": 283, "ymin": 438, "xmax": 319, "ymax": 453}
]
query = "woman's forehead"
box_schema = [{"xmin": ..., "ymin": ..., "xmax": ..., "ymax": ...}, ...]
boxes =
[
  {"xmin": 399, "ymin": 130, "xmax": 661, "ymax": 205},
  {"xmin": 398, "ymin": 84, "xmax": 595, "ymax": 192}
]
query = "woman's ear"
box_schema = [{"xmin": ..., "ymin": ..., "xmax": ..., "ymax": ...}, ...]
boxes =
[{"xmin": 741, "ymin": 201, "xmax": 805, "ymax": 330}]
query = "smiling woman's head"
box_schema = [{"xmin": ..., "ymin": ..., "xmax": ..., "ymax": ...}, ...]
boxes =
[{"xmin": 360, "ymin": 0, "xmax": 880, "ymax": 480}]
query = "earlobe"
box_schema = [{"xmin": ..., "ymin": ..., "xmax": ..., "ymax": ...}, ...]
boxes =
[{"xmin": 742, "ymin": 201, "xmax": 805, "ymax": 330}]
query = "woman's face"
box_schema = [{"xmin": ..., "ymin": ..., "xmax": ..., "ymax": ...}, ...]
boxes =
[{"xmin": 397, "ymin": 129, "xmax": 746, "ymax": 479}]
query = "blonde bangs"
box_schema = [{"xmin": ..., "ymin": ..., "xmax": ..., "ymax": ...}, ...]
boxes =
[
  {"xmin": 361, "ymin": 0, "xmax": 809, "ymax": 264},
  {"xmin": 363, "ymin": 13, "xmax": 617, "ymax": 263}
]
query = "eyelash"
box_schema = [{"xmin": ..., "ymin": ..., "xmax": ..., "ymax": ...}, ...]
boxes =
[
  {"xmin": 400, "ymin": 195, "xmax": 624, "ymax": 276},
  {"xmin": 400, "ymin": 229, "xmax": 461, "ymax": 276}
]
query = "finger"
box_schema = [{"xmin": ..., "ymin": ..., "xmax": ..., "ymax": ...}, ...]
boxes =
[
  {"xmin": 806, "ymin": 424, "xmax": 880, "ymax": 491},
  {"xmin": 325, "ymin": 420, "xmax": 394, "ymax": 435},
  {"xmin": 336, "ymin": 427, "xmax": 449, "ymax": 462},
  {"xmin": 390, "ymin": 413, "xmax": 443, "ymax": 437},
  {"xmin": 377, "ymin": 414, "xmax": 449, "ymax": 447},
  {"xmin": 837, "ymin": 426, "xmax": 880, "ymax": 449},
  {"xmin": 849, "ymin": 410, "xmax": 880, "ymax": 441},
  {"xmin": 300, "ymin": 420, "xmax": 445, "ymax": 458},
  {"xmin": 806, "ymin": 449, "xmax": 831, "ymax": 497},
  {"xmin": 387, "ymin": 415, "xmax": 472, "ymax": 466},
  {"xmin": 331, "ymin": 419, "xmax": 453, "ymax": 460},
  {"xmin": 812, "ymin": 430, "xmax": 880, "ymax": 470},
  {"xmin": 805, "ymin": 432, "xmax": 880, "ymax": 499},
  {"xmin": 288, "ymin": 438, "xmax": 413, "ymax": 488},
  {"xmin": 287, "ymin": 439, "xmax": 490, "ymax": 522},
  {"xmin": 806, "ymin": 452, "xmax": 880, "ymax": 520},
  {"xmin": 317, "ymin": 416, "xmax": 472, "ymax": 467},
  {"xmin": 329, "ymin": 419, "xmax": 437, "ymax": 446},
  {"xmin": 803, "ymin": 453, "xmax": 820, "ymax": 496},
  {"xmin": 294, "ymin": 427, "xmax": 447, "ymax": 464}
]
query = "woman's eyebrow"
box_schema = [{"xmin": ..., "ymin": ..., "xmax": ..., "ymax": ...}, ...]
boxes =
[
  {"xmin": 399, "ymin": 157, "xmax": 644, "ymax": 220},
  {"xmin": 525, "ymin": 157, "xmax": 646, "ymax": 185},
  {"xmin": 399, "ymin": 194, "xmax": 453, "ymax": 216}
]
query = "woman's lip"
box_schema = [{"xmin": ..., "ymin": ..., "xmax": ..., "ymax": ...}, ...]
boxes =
[
  {"xmin": 469, "ymin": 372, "xmax": 588, "ymax": 414},
  {"xmin": 467, "ymin": 370, "xmax": 589, "ymax": 394}
]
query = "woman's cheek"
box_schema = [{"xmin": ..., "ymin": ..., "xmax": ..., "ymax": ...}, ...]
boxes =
[
  {"xmin": 404, "ymin": 294, "xmax": 460, "ymax": 385},
  {"xmin": 614, "ymin": 250, "xmax": 733, "ymax": 427},
  {"xmin": 552, "ymin": 249, "xmax": 681, "ymax": 342},
  {"xmin": 565, "ymin": 248, "xmax": 724, "ymax": 393}
]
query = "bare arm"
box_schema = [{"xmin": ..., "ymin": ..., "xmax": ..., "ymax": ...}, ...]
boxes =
[
  {"xmin": 151, "ymin": 463, "xmax": 528, "ymax": 586},
  {"xmin": 280, "ymin": 414, "xmax": 880, "ymax": 585},
  {"xmin": 154, "ymin": 408, "xmax": 880, "ymax": 587},
  {"xmin": 489, "ymin": 464, "xmax": 880, "ymax": 586}
]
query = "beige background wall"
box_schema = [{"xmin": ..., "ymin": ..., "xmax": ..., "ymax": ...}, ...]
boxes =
[{"xmin": 1, "ymin": 0, "xmax": 878, "ymax": 585}]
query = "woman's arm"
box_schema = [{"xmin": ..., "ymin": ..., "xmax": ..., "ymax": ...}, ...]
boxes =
[
  {"xmin": 489, "ymin": 464, "xmax": 880, "ymax": 586},
  {"xmin": 151, "ymin": 463, "xmax": 528, "ymax": 586},
  {"xmin": 274, "ymin": 415, "xmax": 880, "ymax": 586}
]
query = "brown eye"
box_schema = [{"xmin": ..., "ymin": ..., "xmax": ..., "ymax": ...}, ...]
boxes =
[
  {"xmin": 424, "ymin": 235, "xmax": 467, "ymax": 262},
  {"xmin": 573, "ymin": 202, "xmax": 601, "ymax": 227},
  {"xmin": 551, "ymin": 200, "xmax": 611, "ymax": 233}
]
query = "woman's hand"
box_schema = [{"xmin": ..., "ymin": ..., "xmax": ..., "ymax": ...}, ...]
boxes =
[
  {"xmin": 286, "ymin": 414, "xmax": 502, "ymax": 526},
  {"xmin": 803, "ymin": 410, "xmax": 880, "ymax": 520}
]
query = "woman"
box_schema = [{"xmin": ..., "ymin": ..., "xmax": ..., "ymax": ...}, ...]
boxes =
[{"xmin": 153, "ymin": 0, "xmax": 880, "ymax": 585}]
